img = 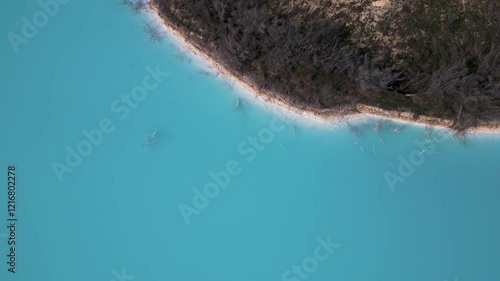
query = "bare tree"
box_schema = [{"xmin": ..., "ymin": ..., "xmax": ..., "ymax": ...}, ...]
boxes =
[
  {"xmin": 346, "ymin": 121, "xmax": 361, "ymax": 139},
  {"xmin": 143, "ymin": 22, "xmax": 163, "ymax": 43},
  {"xmin": 234, "ymin": 98, "xmax": 246, "ymax": 111},
  {"xmin": 374, "ymin": 120, "xmax": 385, "ymax": 133},
  {"xmin": 120, "ymin": 0, "xmax": 147, "ymax": 13},
  {"xmin": 212, "ymin": 0, "xmax": 227, "ymax": 21}
]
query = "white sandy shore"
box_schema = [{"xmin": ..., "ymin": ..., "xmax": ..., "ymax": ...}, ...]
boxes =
[{"xmin": 146, "ymin": 3, "xmax": 500, "ymax": 135}]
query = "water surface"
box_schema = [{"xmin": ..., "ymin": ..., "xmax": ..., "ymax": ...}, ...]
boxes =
[{"xmin": 1, "ymin": 1, "xmax": 499, "ymax": 281}]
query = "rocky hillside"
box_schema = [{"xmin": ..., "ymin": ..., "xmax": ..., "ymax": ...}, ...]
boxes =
[{"xmin": 150, "ymin": 0, "xmax": 500, "ymax": 131}]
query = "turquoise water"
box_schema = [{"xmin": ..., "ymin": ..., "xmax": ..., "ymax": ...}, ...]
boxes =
[{"xmin": 1, "ymin": 1, "xmax": 500, "ymax": 281}]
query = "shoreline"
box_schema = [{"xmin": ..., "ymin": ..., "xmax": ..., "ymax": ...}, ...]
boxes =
[{"xmin": 146, "ymin": 2, "xmax": 500, "ymax": 135}]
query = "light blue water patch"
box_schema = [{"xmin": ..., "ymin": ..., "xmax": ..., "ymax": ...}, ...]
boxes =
[{"xmin": 1, "ymin": 1, "xmax": 499, "ymax": 281}]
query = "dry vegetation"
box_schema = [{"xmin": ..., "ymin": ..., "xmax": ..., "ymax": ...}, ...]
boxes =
[{"xmin": 149, "ymin": 0, "xmax": 500, "ymax": 131}]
